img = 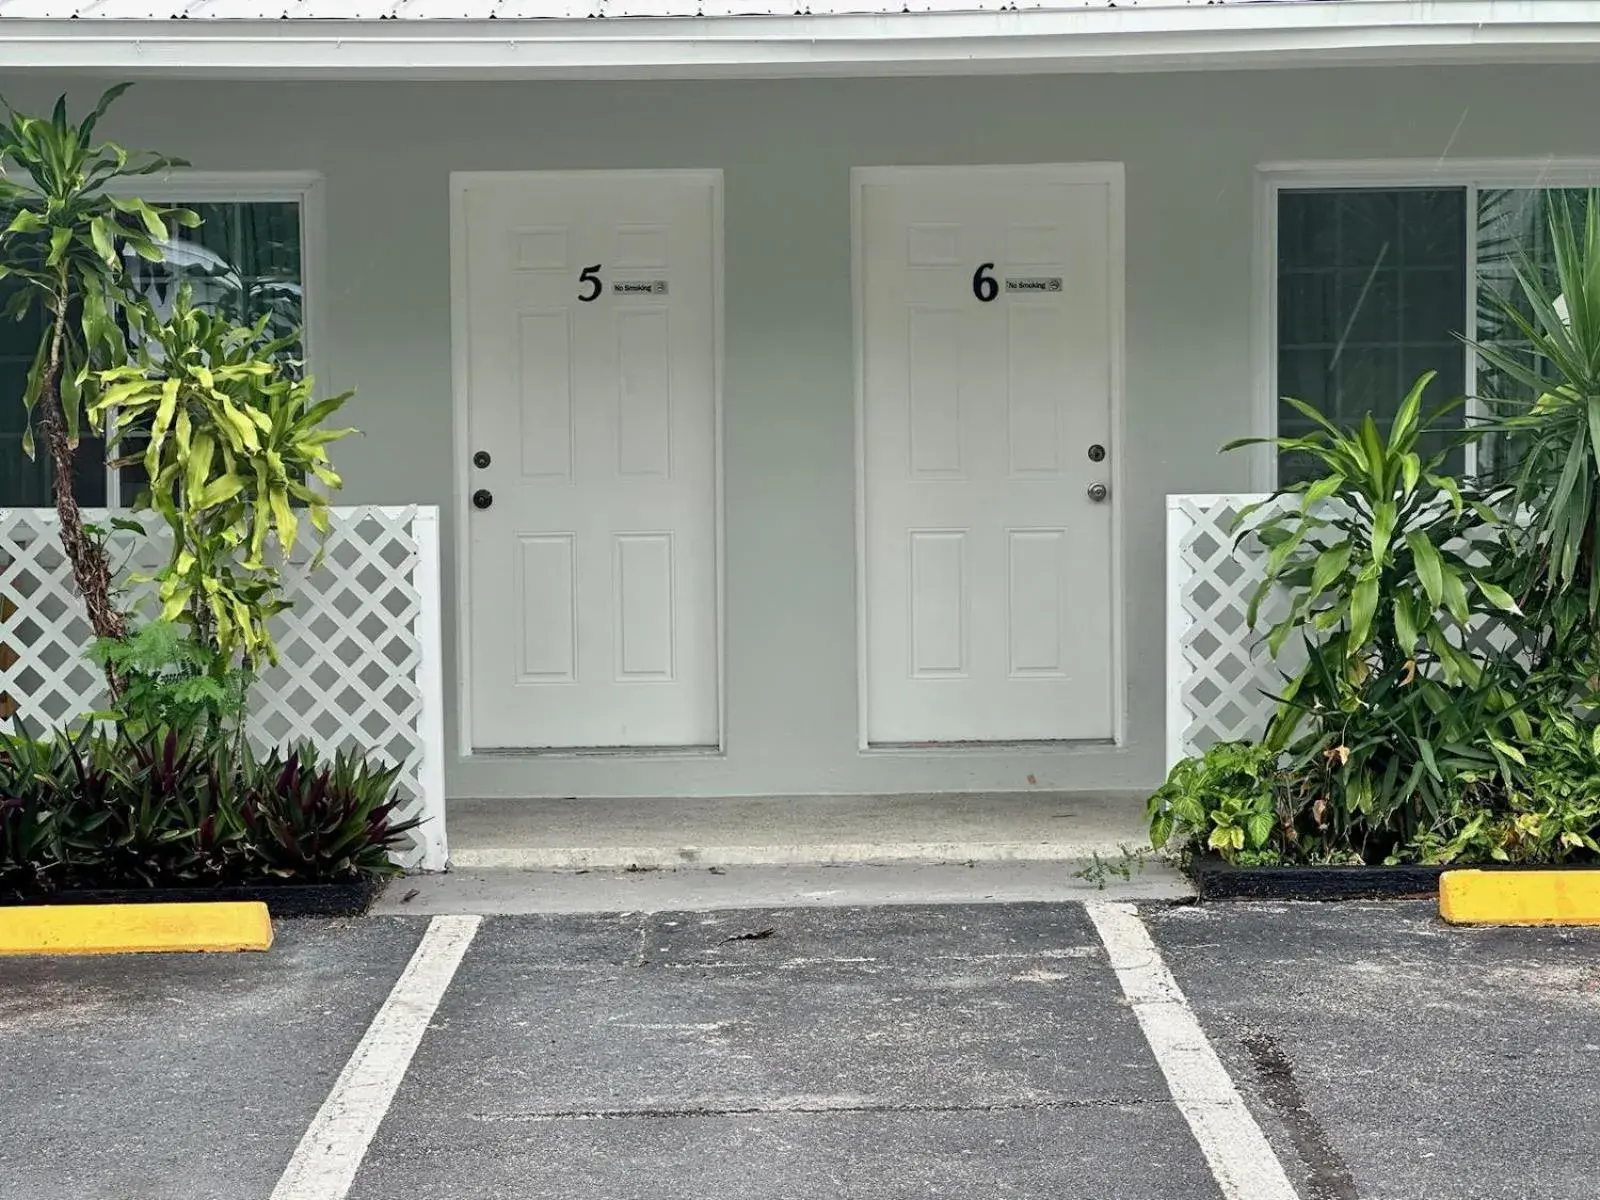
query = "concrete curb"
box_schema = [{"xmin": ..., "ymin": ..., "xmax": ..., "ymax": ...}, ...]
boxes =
[
  {"xmin": 0, "ymin": 901, "xmax": 275, "ymax": 955},
  {"xmin": 449, "ymin": 839, "xmax": 1152, "ymax": 871},
  {"xmin": 1439, "ymin": 869, "xmax": 1600, "ymax": 926}
]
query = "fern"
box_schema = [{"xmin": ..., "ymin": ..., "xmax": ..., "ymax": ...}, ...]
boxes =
[{"xmin": 86, "ymin": 620, "xmax": 250, "ymax": 743}]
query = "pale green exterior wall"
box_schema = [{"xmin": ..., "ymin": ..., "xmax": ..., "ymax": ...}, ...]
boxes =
[{"xmin": 10, "ymin": 65, "xmax": 1599, "ymax": 800}]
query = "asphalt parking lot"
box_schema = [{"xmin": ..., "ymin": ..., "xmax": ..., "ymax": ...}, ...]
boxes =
[{"xmin": 3, "ymin": 890, "xmax": 1597, "ymax": 1200}]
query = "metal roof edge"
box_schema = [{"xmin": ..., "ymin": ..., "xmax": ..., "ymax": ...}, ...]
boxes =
[{"xmin": 1, "ymin": 0, "xmax": 1599, "ymax": 78}]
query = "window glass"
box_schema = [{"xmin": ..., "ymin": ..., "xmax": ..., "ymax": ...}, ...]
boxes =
[
  {"xmin": 1276, "ymin": 188, "xmax": 1468, "ymax": 484},
  {"xmin": 0, "ymin": 198, "xmax": 303, "ymax": 508}
]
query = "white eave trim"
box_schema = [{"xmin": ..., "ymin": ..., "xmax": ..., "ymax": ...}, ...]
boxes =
[{"xmin": 5, "ymin": 1, "xmax": 1600, "ymax": 78}]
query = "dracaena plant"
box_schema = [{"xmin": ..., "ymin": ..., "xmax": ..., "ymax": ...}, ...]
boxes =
[
  {"xmin": 0, "ymin": 84, "xmax": 195, "ymax": 647},
  {"xmin": 91, "ymin": 285, "xmax": 355, "ymax": 668},
  {"xmin": 1230, "ymin": 374, "xmax": 1519, "ymax": 699},
  {"xmin": 1224, "ymin": 373, "xmax": 1533, "ymax": 840}
]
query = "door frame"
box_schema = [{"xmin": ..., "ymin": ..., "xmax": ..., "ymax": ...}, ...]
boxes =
[
  {"xmin": 449, "ymin": 168, "xmax": 727, "ymax": 760},
  {"xmin": 849, "ymin": 162, "xmax": 1127, "ymax": 751}
]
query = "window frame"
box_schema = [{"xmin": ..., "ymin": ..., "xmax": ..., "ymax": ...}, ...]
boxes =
[
  {"xmin": 1253, "ymin": 158, "xmax": 1600, "ymax": 491},
  {"xmin": 95, "ymin": 170, "xmax": 325, "ymax": 506}
]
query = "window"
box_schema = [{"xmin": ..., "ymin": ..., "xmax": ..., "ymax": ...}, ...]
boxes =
[
  {"xmin": 0, "ymin": 188, "xmax": 308, "ymax": 508},
  {"xmin": 1270, "ymin": 170, "xmax": 1597, "ymax": 485}
]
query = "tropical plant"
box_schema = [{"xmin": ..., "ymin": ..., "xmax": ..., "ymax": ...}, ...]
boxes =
[
  {"xmin": 1474, "ymin": 189, "xmax": 1600, "ymax": 665},
  {"xmin": 1147, "ymin": 740, "xmax": 1282, "ymax": 862},
  {"xmin": 0, "ymin": 720, "xmax": 416, "ymax": 896},
  {"xmin": 1271, "ymin": 646, "xmax": 1528, "ymax": 861},
  {"xmin": 0, "ymin": 726, "xmax": 72, "ymax": 895},
  {"xmin": 0, "ymin": 84, "xmax": 195, "ymax": 646},
  {"xmin": 86, "ymin": 619, "xmax": 249, "ymax": 744},
  {"xmin": 81, "ymin": 725, "xmax": 219, "ymax": 888},
  {"xmin": 239, "ymin": 743, "xmax": 416, "ymax": 881},
  {"xmin": 1231, "ymin": 373, "xmax": 1519, "ymax": 693},
  {"xmin": 1213, "ymin": 373, "xmax": 1543, "ymax": 857},
  {"xmin": 1393, "ymin": 697, "xmax": 1600, "ymax": 866},
  {"xmin": 91, "ymin": 285, "xmax": 355, "ymax": 666}
]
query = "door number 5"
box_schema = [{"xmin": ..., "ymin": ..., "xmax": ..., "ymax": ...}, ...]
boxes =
[
  {"xmin": 972, "ymin": 263, "xmax": 998, "ymax": 303},
  {"xmin": 578, "ymin": 264, "xmax": 603, "ymax": 302}
]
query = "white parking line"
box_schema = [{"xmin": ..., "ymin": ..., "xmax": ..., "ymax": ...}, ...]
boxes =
[
  {"xmin": 1085, "ymin": 901, "xmax": 1302, "ymax": 1200},
  {"xmin": 271, "ymin": 915, "xmax": 482, "ymax": 1200}
]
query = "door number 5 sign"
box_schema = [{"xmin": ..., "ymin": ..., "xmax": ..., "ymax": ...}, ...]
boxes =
[{"xmin": 579, "ymin": 264, "xmax": 670, "ymax": 301}]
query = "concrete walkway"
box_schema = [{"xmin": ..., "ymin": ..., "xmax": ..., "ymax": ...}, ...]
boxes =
[
  {"xmin": 375, "ymin": 859, "xmax": 1191, "ymax": 915},
  {"xmin": 447, "ymin": 791, "xmax": 1150, "ymax": 869}
]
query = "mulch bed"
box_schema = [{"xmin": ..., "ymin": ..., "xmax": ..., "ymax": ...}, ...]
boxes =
[
  {"xmin": 0, "ymin": 876, "xmax": 387, "ymax": 917},
  {"xmin": 1188, "ymin": 855, "xmax": 1600, "ymax": 901}
]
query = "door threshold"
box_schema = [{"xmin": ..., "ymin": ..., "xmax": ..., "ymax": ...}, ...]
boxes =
[
  {"xmin": 472, "ymin": 744, "xmax": 722, "ymax": 759},
  {"xmin": 864, "ymin": 738, "xmax": 1116, "ymax": 754}
]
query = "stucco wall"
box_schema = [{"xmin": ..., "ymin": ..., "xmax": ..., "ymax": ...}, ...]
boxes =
[{"xmin": 8, "ymin": 65, "xmax": 1599, "ymax": 799}]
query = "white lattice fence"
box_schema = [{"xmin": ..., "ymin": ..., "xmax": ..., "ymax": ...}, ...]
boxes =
[
  {"xmin": 1165, "ymin": 492, "xmax": 1521, "ymax": 771},
  {"xmin": 1166, "ymin": 493, "xmax": 1292, "ymax": 770},
  {"xmin": 0, "ymin": 505, "xmax": 446, "ymax": 869}
]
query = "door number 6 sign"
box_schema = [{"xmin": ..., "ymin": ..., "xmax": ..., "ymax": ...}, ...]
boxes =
[{"xmin": 971, "ymin": 263, "xmax": 998, "ymax": 303}]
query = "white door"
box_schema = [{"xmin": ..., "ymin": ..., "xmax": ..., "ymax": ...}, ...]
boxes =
[
  {"xmin": 459, "ymin": 172, "xmax": 720, "ymax": 750},
  {"xmin": 859, "ymin": 166, "xmax": 1118, "ymax": 744}
]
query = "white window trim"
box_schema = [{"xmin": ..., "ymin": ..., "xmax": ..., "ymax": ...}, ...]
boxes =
[
  {"xmin": 1252, "ymin": 158, "xmax": 1600, "ymax": 491},
  {"xmin": 99, "ymin": 170, "xmax": 326, "ymax": 506}
]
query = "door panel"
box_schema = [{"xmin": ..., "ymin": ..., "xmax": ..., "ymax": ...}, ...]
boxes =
[
  {"xmin": 860, "ymin": 167, "xmax": 1117, "ymax": 744},
  {"xmin": 460, "ymin": 174, "xmax": 719, "ymax": 750}
]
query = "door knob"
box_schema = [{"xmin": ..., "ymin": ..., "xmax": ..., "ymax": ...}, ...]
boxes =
[
  {"xmin": 1087, "ymin": 482, "xmax": 1109, "ymax": 503},
  {"xmin": 472, "ymin": 489, "xmax": 493, "ymax": 510}
]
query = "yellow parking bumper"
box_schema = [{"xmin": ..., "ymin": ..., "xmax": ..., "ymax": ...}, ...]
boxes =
[
  {"xmin": 1440, "ymin": 869, "xmax": 1600, "ymax": 927},
  {"xmin": 0, "ymin": 901, "xmax": 274, "ymax": 955}
]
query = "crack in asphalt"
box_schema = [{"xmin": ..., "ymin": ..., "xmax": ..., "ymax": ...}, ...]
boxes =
[{"xmin": 466, "ymin": 1096, "xmax": 1173, "ymax": 1122}]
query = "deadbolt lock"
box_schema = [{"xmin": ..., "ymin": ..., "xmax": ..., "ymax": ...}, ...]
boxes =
[
  {"xmin": 1087, "ymin": 443, "xmax": 1106, "ymax": 463},
  {"xmin": 473, "ymin": 450, "xmax": 492, "ymax": 469}
]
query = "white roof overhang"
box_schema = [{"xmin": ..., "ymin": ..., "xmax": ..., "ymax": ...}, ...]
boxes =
[{"xmin": 2, "ymin": 0, "xmax": 1600, "ymax": 80}]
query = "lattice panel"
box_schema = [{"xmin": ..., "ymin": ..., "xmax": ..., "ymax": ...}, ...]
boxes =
[
  {"xmin": 0, "ymin": 506, "xmax": 444, "ymax": 868},
  {"xmin": 1167, "ymin": 494, "xmax": 1290, "ymax": 766}
]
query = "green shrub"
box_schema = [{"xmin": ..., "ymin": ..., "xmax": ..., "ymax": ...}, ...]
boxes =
[
  {"xmin": 0, "ymin": 722, "xmax": 417, "ymax": 899},
  {"xmin": 1153, "ymin": 709, "xmax": 1600, "ymax": 868},
  {"xmin": 86, "ymin": 620, "xmax": 250, "ymax": 745},
  {"xmin": 1393, "ymin": 697, "xmax": 1600, "ymax": 866},
  {"xmin": 1147, "ymin": 742, "xmax": 1283, "ymax": 864},
  {"xmin": 0, "ymin": 730, "xmax": 74, "ymax": 895},
  {"xmin": 1167, "ymin": 372, "xmax": 1537, "ymax": 864},
  {"xmin": 239, "ymin": 744, "xmax": 412, "ymax": 883}
]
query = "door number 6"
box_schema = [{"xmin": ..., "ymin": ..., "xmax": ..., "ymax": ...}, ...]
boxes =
[{"xmin": 971, "ymin": 263, "xmax": 998, "ymax": 303}]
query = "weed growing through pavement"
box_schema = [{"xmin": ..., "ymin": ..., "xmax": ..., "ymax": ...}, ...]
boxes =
[{"xmin": 1073, "ymin": 844, "xmax": 1151, "ymax": 889}]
